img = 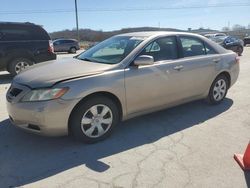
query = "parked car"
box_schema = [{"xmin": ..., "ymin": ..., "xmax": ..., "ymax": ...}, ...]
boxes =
[
  {"xmin": 0, "ymin": 22, "xmax": 56, "ymax": 75},
  {"xmin": 243, "ymin": 37, "xmax": 250, "ymax": 46},
  {"xmin": 211, "ymin": 36, "xmax": 244, "ymax": 56},
  {"xmin": 204, "ymin": 33, "xmax": 227, "ymax": 39},
  {"xmin": 53, "ymin": 39, "xmax": 80, "ymax": 53},
  {"xmin": 7, "ymin": 32, "xmax": 239, "ymax": 143}
]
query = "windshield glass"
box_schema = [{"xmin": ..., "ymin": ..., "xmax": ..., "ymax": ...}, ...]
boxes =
[{"xmin": 77, "ymin": 36, "xmax": 144, "ymax": 64}]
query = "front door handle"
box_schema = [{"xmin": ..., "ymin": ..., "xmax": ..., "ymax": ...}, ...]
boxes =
[{"xmin": 173, "ymin": 65, "xmax": 184, "ymax": 71}]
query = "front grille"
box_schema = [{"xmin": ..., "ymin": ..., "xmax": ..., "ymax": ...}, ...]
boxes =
[{"xmin": 9, "ymin": 88, "xmax": 23, "ymax": 97}]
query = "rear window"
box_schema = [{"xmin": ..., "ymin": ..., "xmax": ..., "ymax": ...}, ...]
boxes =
[{"xmin": 0, "ymin": 24, "xmax": 50, "ymax": 41}]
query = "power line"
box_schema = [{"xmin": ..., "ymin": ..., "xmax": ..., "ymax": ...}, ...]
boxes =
[{"xmin": 1, "ymin": 3, "xmax": 250, "ymax": 15}]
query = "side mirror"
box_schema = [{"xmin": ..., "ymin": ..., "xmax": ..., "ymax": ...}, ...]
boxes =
[{"xmin": 134, "ymin": 55, "xmax": 154, "ymax": 66}]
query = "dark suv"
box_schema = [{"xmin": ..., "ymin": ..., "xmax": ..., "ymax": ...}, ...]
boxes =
[
  {"xmin": 53, "ymin": 39, "xmax": 80, "ymax": 53},
  {"xmin": 0, "ymin": 22, "xmax": 56, "ymax": 75},
  {"xmin": 244, "ymin": 37, "xmax": 250, "ymax": 46}
]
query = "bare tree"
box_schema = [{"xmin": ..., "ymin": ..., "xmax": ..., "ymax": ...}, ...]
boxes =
[{"xmin": 232, "ymin": 24, "xmax": 246, "ymax": 31}]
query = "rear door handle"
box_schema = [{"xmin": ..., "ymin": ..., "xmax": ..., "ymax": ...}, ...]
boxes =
[
  {"xmin": 173, "ymin": 65, "xmax": 184, "ymax": 71},
  {"xmin": 213, "ymin": 58, "xmax": 221, "ymax": 63}
]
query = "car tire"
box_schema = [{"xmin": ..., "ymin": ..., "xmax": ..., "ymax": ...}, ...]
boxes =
[
  {"xmin": 237, "ymin": 46, "xmax": 243, "ymax": 56},
  {"xmin": 69, "ymin": 96, "xmax": 120, "ymax": 143},
  {"xmin": 8, "ymin": 58, "xmax": 33, "ymax": 76},
  {"xmin": 207, "ymin": 74, "xmax": 229, "ymax": 105},
  {"xmin": 69, "ymin": 47, "xmax": 77, "ymax": 54}
]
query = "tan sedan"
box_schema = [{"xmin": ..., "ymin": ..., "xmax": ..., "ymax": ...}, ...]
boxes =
[{"xmin": 6, "ymin": 32, "xmax": 239, "ymax": 143}]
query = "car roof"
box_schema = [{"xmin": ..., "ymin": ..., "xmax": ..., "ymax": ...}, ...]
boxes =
[
  {"xmin": 0, "ymin": 22, "xmax": 36, "ymax": 26},
  {"xmin": 117, "ymin": 31, "xmax": 205, "ymax": 38},
  {"xmin": 54, "ymin": 39, "xmax": 77, "ymax": 41}
]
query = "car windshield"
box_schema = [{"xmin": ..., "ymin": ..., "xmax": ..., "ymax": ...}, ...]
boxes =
[{"xmin": 77, "ymin": 36, "xmax": 144, "ymax": 64}]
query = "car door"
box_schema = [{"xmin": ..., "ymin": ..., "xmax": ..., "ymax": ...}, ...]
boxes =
[
  {"xmin": 53, "ymin": 40, "xmax": 61, "ymax": 52},
  {"xmin": 175, "ymin": 36, "xmax": 220, "ymax": 98},
  {"xmin": 63, "ymin": 40, "xmax": 73, "ymax": 51},
  {"xmin": 125, "ymin": 36, "xmax": 187, "ymax": 115},
  {"xmin": 60, "ymin": 40, "xmax": 69, "ymax": 51}
]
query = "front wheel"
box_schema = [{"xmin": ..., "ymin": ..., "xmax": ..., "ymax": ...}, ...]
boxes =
[
  {"xmin": 69, "ymin": 96, "xmax": 120, "ymax": 143},
  {"xmin": 207, "ymin": 75, "xmax": 229, "ymax": 105}
]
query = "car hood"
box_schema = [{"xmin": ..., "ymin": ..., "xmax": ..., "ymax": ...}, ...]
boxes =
[{"xmin": 14, "ymin": 58, "xmax": 114, "ymax": 88}]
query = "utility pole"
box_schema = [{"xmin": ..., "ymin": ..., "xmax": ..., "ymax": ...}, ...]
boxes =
[{"xmin": 75, "ymin": 0, "xmax": 80, "ymax": 41}]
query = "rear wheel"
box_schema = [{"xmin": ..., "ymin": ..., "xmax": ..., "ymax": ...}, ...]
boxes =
[
  {"xmin": 207, "ymin": 75, "xmax": 229, "ymax": 104},
  {"xmin": 69, "ymin": 96, "xmax": 120, "ymax": 143},
  {"xmin": 8, "ymin": 58, "xmax": 33, "ymax": 76}
]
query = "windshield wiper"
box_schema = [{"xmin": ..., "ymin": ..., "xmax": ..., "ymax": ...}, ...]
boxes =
[
  {"xmin": 77, "ymin": 57, "xmax": 111, "ymax": 64},
  {"xmin": 78, "ymin": 57, "xmax": 93, "ymax": 62}
]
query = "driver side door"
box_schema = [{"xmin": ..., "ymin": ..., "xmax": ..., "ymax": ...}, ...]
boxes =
[{"xmin": 125, "ymin": 36, "xmax": 183, "ymax": 115}]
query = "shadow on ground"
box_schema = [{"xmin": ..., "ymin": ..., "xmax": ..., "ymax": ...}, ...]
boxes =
[
  {"xmin": 0, "ymin": 72, "xmax": 12, "ymax": 85},
  {"xmin": 0, "ymin": 99, "xmax": 233, "ymax": 187},
  {"xmin": 245, "ymin": 172, "xmax": 250, "ymax": 188}
]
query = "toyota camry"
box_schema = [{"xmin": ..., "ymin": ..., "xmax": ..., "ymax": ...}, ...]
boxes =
[{"xmin": 6, "ymin": 32, "xmax": 239, "ymax": 143}]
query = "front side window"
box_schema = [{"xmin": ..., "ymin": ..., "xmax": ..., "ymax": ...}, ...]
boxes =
[
  {"xmin": 53, "ymin": 40, "xmax": 61, "ymax": 45},
  {"xmin": 139, "ymin": 36, "xmax": 178, "ymax": 62},
  {"xmin": 77, "ymin": 36, "xmax": 144, "ymax": 64}
]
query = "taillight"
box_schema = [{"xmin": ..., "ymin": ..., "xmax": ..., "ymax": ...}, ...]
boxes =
[
  {"xmin": 235, "ymin": 56, "xmax": 240, "ymax": 64},
  {"xmin": 48, "ymin": 40, "xmax": 54, "ymax": 53}
]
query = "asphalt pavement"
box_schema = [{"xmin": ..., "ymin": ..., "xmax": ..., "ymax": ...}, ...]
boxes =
[{"xmin": 0, "ymin": 48, "xmax": 249, "ymax": 188}]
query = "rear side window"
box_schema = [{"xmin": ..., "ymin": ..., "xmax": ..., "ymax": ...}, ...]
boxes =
[
  {"xmin": 180, "ymin": 37, "xmax": 205, "ymax": 57},
  {"xmin": 28, "ymin": 26, "xmax": 50, "ymax": 40},
  {"xmin": 0, "ymin": 32, "xmax": 3, "ymax": 40},
  {"xmin": 204, "ymin": 43, "xmax": 217, "ymax": 55},
  {"xmin": 139, "ymin": 36, "xmax": 178, "ymax": 62},
  {"xmin": 0, "ymin": 28, "xmax": 31, "ymax": 41},
  {"xmin": 180, "ymin": 36, "xmax": 217, "ymax": 57}
]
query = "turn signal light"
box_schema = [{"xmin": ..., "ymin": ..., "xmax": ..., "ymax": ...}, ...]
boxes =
[{"xmin": 235, "ymin": 56, "xmax": 240, "ymax": 64}]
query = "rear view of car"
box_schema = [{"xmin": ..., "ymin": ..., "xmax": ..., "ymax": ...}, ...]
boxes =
[
  {"xmin": 211, "ymin": 36, "xmax": 244, "ymax": 56},
  {"xmin": 53, "ymin": 39, "xmax": 80, "ymax": 53},
  {"xmin": 0, "ymin": 22, "xmax": 56, "ymax": 75},
  {"xmin": 244, "ymin": 37, "xmax": 250, "ymax": 46}
]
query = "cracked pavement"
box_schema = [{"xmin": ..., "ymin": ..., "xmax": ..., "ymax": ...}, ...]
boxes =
[{"xmin": 0, "ymin": 49, "xmax": 249, "ymax": 188}]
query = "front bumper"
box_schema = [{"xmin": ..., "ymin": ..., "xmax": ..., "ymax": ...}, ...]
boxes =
[{"xmin": 6, "ymin": 83, "xmax": 78, "ymax": 136}]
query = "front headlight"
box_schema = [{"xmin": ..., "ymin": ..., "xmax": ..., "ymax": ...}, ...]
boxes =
[{"xmin": 21, "ymin": 87, "xmax": 69, "ymax": 102}]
